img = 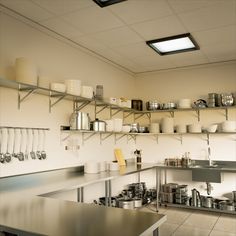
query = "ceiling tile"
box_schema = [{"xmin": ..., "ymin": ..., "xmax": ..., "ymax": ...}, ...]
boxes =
[
  {"xmin": 40, "ymin": 18, "xmax": 84, "ymax": 38},
  {"xmin": 62, "ymin": 6, "xmax": 124, "ymax": 34},
  {"xmin": 178, "ymin": 1, "xmax": 236, "ymax": 32},
  {"xmin": 130, "ymin": 15, "xmax": 187, "ymax": 41},
  {"xmin": 193, "ymin": 25, "xmax": 236, "ymax": 46},
  {"xmin": 132, "ymin": 53, "xmax": 173, "ymax": 68},
  {"xmin": 31, "ymin": 0, "xmax": 94, "ymax": 16},
  {"xmin": 167, "ymin": 0, "xmax": 220, "ymax": 14},
  {"xmin": 72, "ymin": 35, "xmax": 108, "ymax": 54},
  {"xmin": 91, "ymin": 27, "xmax": 143, "ymax": 48},
  {"xmin": 0, "ymin": 0, "xmax": 53, "ymax": 21},
  {"xmin": 112, "ymin": 42, "xmax": 156, "ymax": 59},
  {"xmin": 168, "ymin": 50, "xmax": 209, "ymax": 67},
  {"xmin": 109, "ymin": 0, "xmax": 173, "ymax": 24},
  {"xmin": 202, "ymin": 42, "xmax": 236, "ymax": 62}
]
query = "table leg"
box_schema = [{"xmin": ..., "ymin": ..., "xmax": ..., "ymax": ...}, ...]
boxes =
[
  {"xmin": 108, "ymin": 180, "xmax": 112, "ymax": 207},
  {"xmin": 105, "ymin": 181, "xmax": 109, "ymax": 206},
  {"xmin": 77, "ymin": 187, "xmax": 84, "ymax": 203},
  {"xmin": 153, "ymin": 228, "xmax": 159, "ymax": 236},
  {"xmin": 156, "ymin": 167, "xmax": 159, "ymax": 212}
]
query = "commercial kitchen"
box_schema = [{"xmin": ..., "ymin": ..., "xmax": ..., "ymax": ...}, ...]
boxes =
[{"xmin": 0, "ymin": 0, "xmax": 236, "ymax": 235}]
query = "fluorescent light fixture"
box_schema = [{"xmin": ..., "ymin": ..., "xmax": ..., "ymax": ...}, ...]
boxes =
[
  {"xmin": 93, "ymin": 0, "xmax": 127, "ymax": 7},
  {"xmin": 146, "ymin": 33, "xmax": 199, "ymax": 56}
]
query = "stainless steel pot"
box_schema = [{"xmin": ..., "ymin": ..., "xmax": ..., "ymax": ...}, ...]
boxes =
[
  {"xmin": 219, "ymin": 200, "xmax": 235, "ymax": 211},
  {"xmin": 201, "ymin": 196, "xmax": 213, "ymax": 208},
  {"xmin": 69, "ymin": 111, "xmax": 90, "ymax": 130},
  {"xmin": 133, "ymin": 198, "xmax": 142, "ymax": 208},
  {"xmin": 130, "ymin": 123, "xmax": 139, "ymax": 133},
  {"xmin": 146, "ymin": 101, "xmax": 160, "ymax": 110},
  {"xmin": 233, "ymin": 191, "xmax": 236, "ymax": 203},
  {"xmin": 118, "ymin": 199, "xmax": 135, "ymax": 210},
  {"xmin": 90, "ymin": 119, "xmax": 106, "ymax": 132},
  {"xmin": 138, "ymin": 126, "xmax": 149, "ymax": 133}
]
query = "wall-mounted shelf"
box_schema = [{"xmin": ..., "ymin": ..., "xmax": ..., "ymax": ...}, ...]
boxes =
[
  {"xmin": 1, "ymin": 77, "xmax": 235, "ymax": 119},
  {"xmin": 60, "ymin": 126, "xmax": 236, "ymax": 146}
]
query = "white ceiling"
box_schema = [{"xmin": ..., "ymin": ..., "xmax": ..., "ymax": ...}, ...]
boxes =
[{"xmin": 0, "ymin": 0, "xmax": 236, "ymax": 73}]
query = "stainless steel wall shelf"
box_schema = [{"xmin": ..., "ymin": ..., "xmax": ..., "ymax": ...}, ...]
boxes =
[{"xmin": 60, "ymin": 125, "xmax": 236, "ymax": 146}]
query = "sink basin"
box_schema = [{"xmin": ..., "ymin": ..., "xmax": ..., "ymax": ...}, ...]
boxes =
[
  {"xmin": 192, "ymin": 168, "xmax": 222, "ymax": 183},
  {"xmin": 190, "ymin": 164, "xmax": 219, "ymax": 169}
]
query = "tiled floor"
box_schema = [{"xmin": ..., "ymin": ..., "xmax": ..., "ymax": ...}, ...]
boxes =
[{"xmin": 140, "ymin": 205, "xmax": 236, "ymax": 236}]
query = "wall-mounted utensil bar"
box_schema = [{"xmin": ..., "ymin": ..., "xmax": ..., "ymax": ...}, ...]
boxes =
[{"xmin": 0, "ymin": 126, "xmax": 49, "ymax": 163}]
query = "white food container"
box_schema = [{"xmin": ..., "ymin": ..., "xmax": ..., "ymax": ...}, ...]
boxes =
[
  {"xmin": 104, "ymin": 120, "xmax": 113, "ymax": 132},
  {"xmin": 65, "ymin": 79, "xmax": 81, "ymax": 96},
  {"xmin": 113, "ymin": 118, "xmax": 123, "ymax": 132},
  {"xmin": 81, "ymin": 86, "xmax": 93, "ymax": 99},
  {"xmin": 178, "ymin": 98, "xmax": 191, "ymax": 109},
  {"xmin": 84, "ymin": 161, "xmax": 100, "ymax": 174},
  {"xmin": 161, "ymin": 118, "xmax": 174, "ymax": 133},
  {"xmin": 50, "ymin": 83, "xmax": 66, "ymax": 93},
  {"xmin": 188, "ymin": 123, "xmax": 202, "ymax": 133},
  {"xmin": 15, "ymin": 57, "xmax": 38, "ymax": 86},
  {"xmin": 221, "ymin": 121, "xmax": 236, "ymax": 132},
  {"xmin": 108, "ymin": 162, "xmax": 119, "ymax": 171},
  {"xmin": 150, "ymin": 123, "xmax": 160, "ymax": 133},
  {"xmin": 176, "ymin": 124, "xmax": 187, "ymax": 133}
]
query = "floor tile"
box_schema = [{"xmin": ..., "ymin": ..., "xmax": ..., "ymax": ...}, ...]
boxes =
[
  {"xmin": 210, "ymin": 230, "xmax": 236, "ymax": 236},
  {"xmin": 182, "ymin": 211, "xmax": 220, "ymax": 229},
  {"xmin": 173, "ymin": 225, "xmax": 211, "ymax": 236},
  {"xmin": 213, "ymin": 214, "xmax": 236, "ymax": 234},
  {"xmin": 164, "ymin": 208, "xmax": 192, "ymax": 224},
  {"xmin": 159, "ymin": 222, "xmax": 179, "ymax": 236}
]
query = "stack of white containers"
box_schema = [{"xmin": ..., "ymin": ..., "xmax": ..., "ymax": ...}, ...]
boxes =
[
  {"xmin": 161, "ymin": 118, "xmax": 174, "ymax": 133},
  {"xmin": 65, "ymin": 79, "xmax": 82, "ymax": 96},
  {"xmin": 15, "ymin": 57, "xmax": 38, "ymax": 86}
]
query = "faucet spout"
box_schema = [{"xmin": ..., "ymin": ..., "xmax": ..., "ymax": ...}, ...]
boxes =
[{"xmin": 208, "ymin": 147, "xmax": 212, "ymax": 166}]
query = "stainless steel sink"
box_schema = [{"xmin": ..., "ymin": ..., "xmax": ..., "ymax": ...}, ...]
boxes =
[
  {"xmin": 190, "ymin": 164, "xmax": 219, "ymax": 169},
  {"xmin": 190, "ymin": 161, "xmax": 222, "ymax": 183}
]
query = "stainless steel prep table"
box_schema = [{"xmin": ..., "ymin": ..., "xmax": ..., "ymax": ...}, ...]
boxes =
[
  {"xmin": 0, "ymin": 163, "xmax": 166, "ymax": 235},
  {"xmin": 0, "ymin": 195, "xmax": 166, "ymax": 236}
]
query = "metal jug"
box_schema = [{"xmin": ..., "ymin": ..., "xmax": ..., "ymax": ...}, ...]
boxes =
[
  {"xmin": 69, "ymin": 111, "xmax": 90, "ymax": 130},
  {"xmin": 191, "ymin": 188, "xmax": 201, "ymax": 207}
]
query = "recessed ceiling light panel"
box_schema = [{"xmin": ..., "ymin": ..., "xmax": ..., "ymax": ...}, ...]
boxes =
[
  {"xmin": 146, "ymin": 33, "xmax": 200, "ymax": 56},
  {"xmin": 93, "ymin": 0, "xmax": 127, "ymax": 7}
]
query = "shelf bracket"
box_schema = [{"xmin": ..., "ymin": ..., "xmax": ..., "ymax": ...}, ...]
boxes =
[
  {"xmin": 195, "ymin": 109, "xmax": 200, "ymax": 122},
  {"xmin": 225, "ymin": 108, "xmax": 229, "ymax": 121},
  {"xmin": 49, "ymin": 91, "xmax": 66, "ymax": 113},
  {"xmin": 100, "ymin": 132, "xmax": 113, "ymax": 145},
  {"xmin": 82, "ymin": 132, "xmax": 96, "ymax": 145},
  {"xmin": 110, "ymin": 107, "xmax": 122, "ymax": 118},
  {"xmin": 153, "ymin": 134, "xmax": 159, "ymax": 144},
  {"xmin": 74, "ymin": 100, "xmax": 92, "ymax": 111},
  {"xmin": 169, "ymin": 111, "xmax": 175, "ymax": 118},
  {"xmin": 114, "ymin": 133, "xmax": 126, "ymax": 144},
  {"xmin": 95, "ymin": 104, "xmax": 109, "ymax": 118},
  {"xmin": 127, "ymin": 134, "xmax": 136, "ymax": 144},
  {"xmin": 178, "ymin": 134, "xmax": 183, "ymax": 145},
  {"xmin": 18, "ymin": 84, "xmax": 37, "ymax": 109},
  {"xmin": 204, "ymin": 133, "xmax": 210, "ymax": 145},
  {"xmin": 123, "ymin": 111, "xmax": 133, "ymax": 120},
  {"xmin": 134, "ymin": 112, "xmax": 150, "ymax": 122}
]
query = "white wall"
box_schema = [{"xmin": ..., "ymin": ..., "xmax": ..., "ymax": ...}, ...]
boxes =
[
  {"xmin": 0, "ymin": 11, "xmax": 236, "ymax": 201},
  {"xmin": 135, "ymin": 62, "xmax": 236, "ymax": 198}
]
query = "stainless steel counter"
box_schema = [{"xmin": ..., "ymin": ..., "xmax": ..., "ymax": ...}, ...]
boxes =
[
  {"xmin": 0, "ymin": 163, "xmax": 155, "ymax": 196},
  {"xmin": 0, "ymin": 195, "xmax": 166, "ymax": 236},
  {"xmin": 155, "ymin": 160, "xmax": 236, "ymax": 173},
  {"xmin": 0, "ymin": 163, "xmax": 166, "ymax": 235}
]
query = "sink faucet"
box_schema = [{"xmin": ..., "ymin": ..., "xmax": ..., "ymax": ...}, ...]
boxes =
[{"xmin": 207, "ymin": 147, "xmax": 212, "ymax": 166}]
